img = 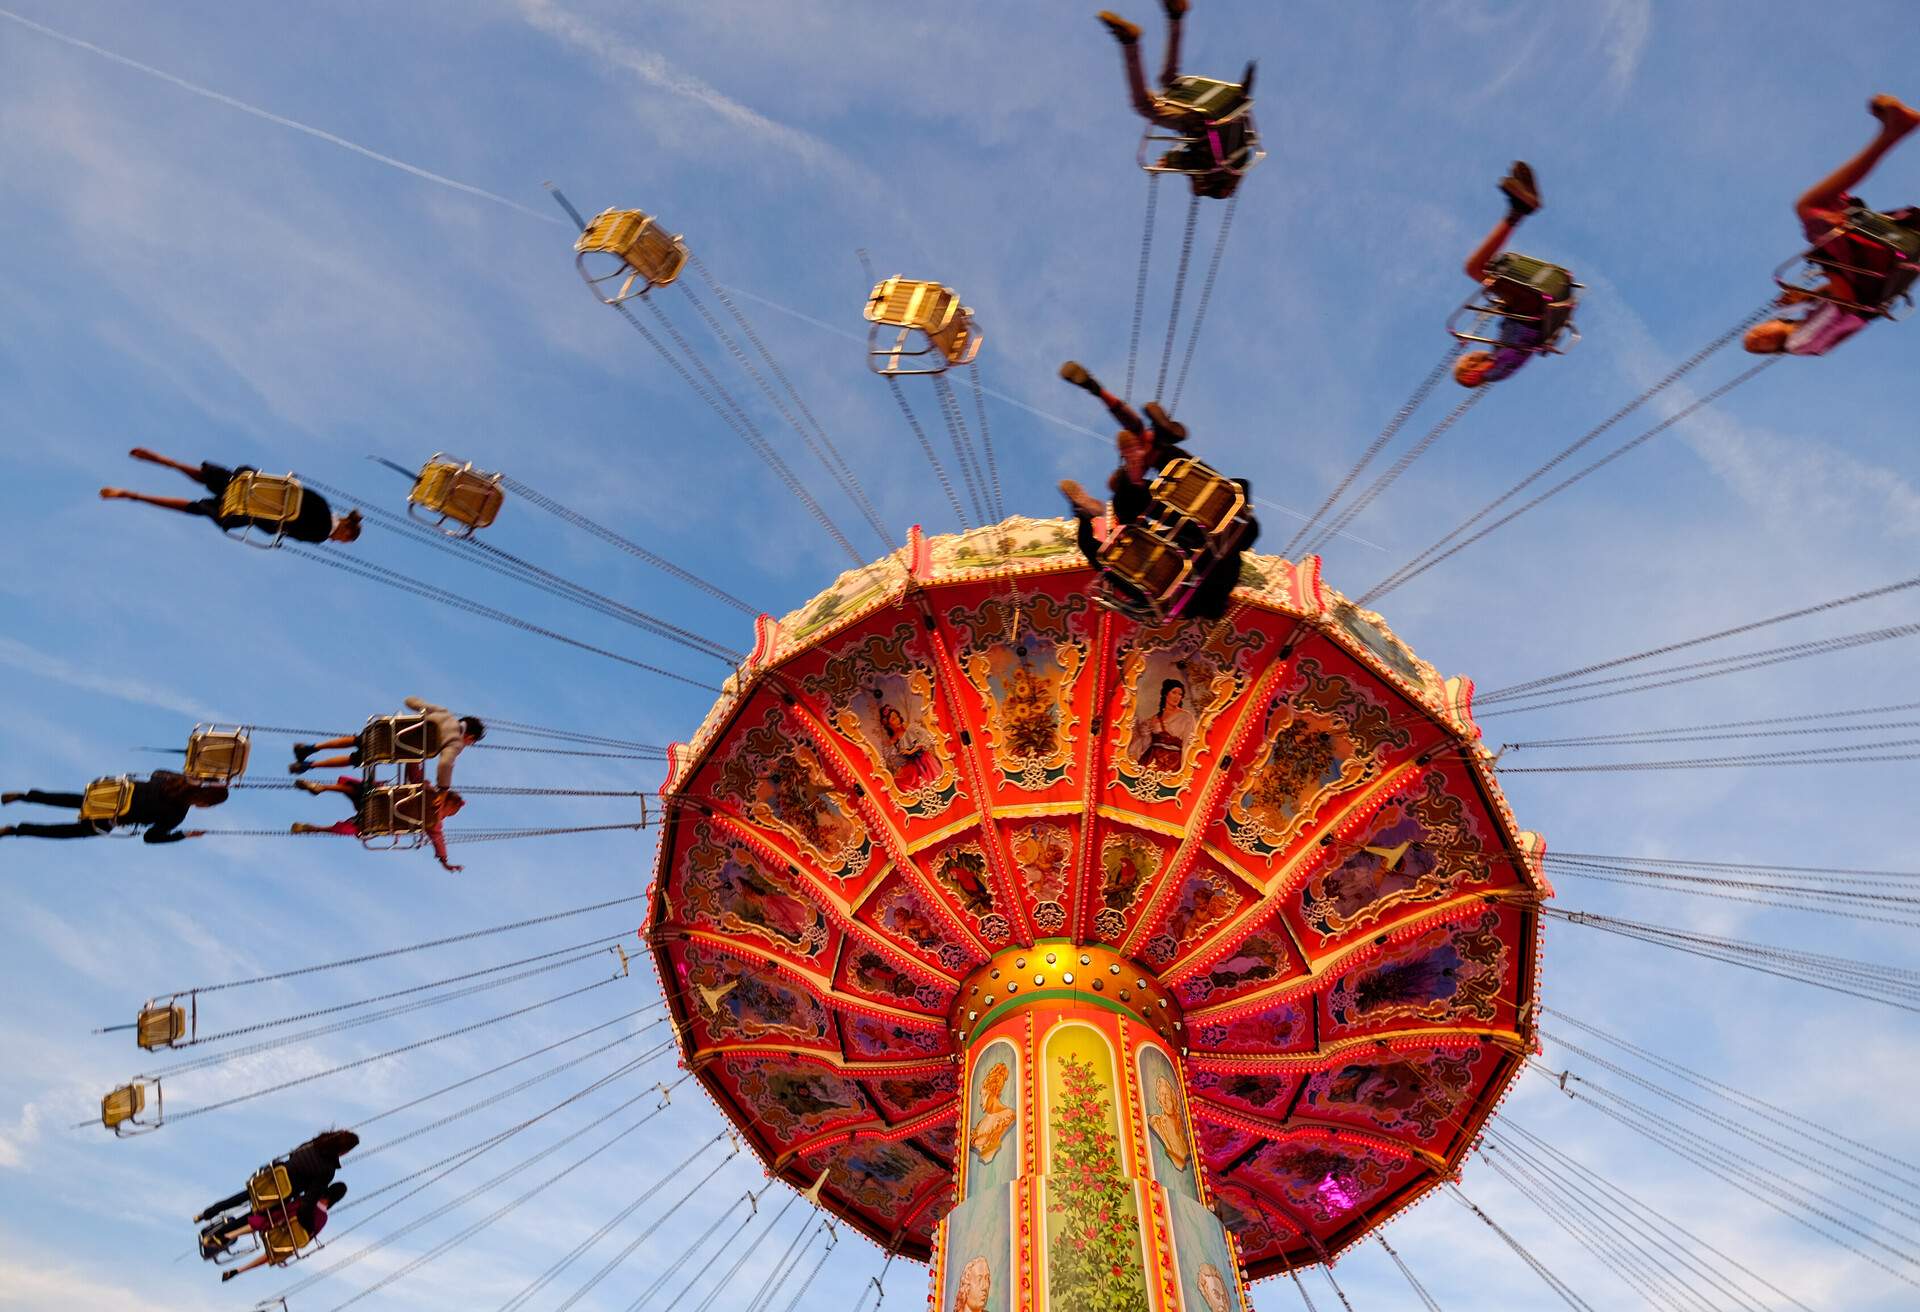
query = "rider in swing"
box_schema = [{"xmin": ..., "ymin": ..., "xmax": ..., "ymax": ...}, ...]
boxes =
[
  {"xmin": 1744, "ymin": 94, "xmax": 1920, "ymax": 357},
  {"xmin": 1095, "ymin": 0, "xmax": 1255, "ymax": 200}
]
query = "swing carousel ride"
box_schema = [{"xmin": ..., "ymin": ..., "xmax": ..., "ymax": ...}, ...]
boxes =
[
  {"xmin": 16, "ymin": 4, "xmax": 1920, "ymax": 1311},
  {"xmin": 648, "ymin": 518, "xmax": 1543, "ymax": 1308}
]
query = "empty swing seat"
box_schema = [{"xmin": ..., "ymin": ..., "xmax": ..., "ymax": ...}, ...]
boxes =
[
  {"xmin": 185, "ymin": 725, "xmax": 251, "ymax": 783},
  {"xmin": 864, "ymin": 278, "xmax": 983, "ymax": 375},
  {"xmin": 217, "ymin": 472, "xmax": 305, "ymax": 546},
  {"xmin": 137, "ymin": 1000, "xmax": 188, "ymax": 1051},
  {"xmin": 575, "ymin": 208, "xmax": 689, "ymax": 303},
  {"xmin": 409, "ymin": 456, "xmax": 504, "ymax": 536},
  {"xmin": 100, "ymin": 1082, "xmax": 148, "ymax": 1134},
  {"xmin": 358, "ymin": 715, "xmax": 441, "ymax": 766}
]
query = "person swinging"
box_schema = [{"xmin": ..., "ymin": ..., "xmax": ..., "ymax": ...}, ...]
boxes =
[
  {"xmin": 1, "ymin": 770, "xmax": 226, "ymax": 842},
  {"xmin": 1451, "ymin": 162, "xmax": 1576, "ymax": 387},
  {"xmin": 1745, "ymin": 94, "xmax": 1920, "ymax": 357},
  {"xmin": 1096, "ymin": 0, "xmax": 1257, "ymax": 199},
  {"xmin": 290, "ymin": 764, "xmax": 465, "ymax": 873},
  {"xmin": 99, "ymin": 449, "xmax": 361, "ymax": 543},
  {"xmin": 289, "ymin": 696, "xmax": 485, "ymax": 790},
  {"xmin": 1054, "ymin": 359, "xmax": 1187, "ymax": 566}
]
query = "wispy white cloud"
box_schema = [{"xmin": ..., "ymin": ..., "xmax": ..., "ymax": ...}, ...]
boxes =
[
  {"xmin": 512, "ymin": 0, "xmax": 860, "ymax": 183},
  {"xmin": 0, "ymin": 5, "xmax": 561, "ymax": 224},
  {"xmin": 0, "ymin": 636, "xmax": 225, "ymax": 721}
]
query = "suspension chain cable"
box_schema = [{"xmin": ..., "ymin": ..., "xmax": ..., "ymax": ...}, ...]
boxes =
[
  {"xmin": 1282, "ymin": 344, "xmax": 1462, "ymax": 557},
  {"xmin": 284, "ymin": 545, "xmax": 719, "ymax": 690},
  {"xmin": 676, "ymin": 275, "xmax": 893, "ymax": 550},
  {"xmin": 235, "ymin": 781, "xmax": 649, "ymax": 798},
  {"xmin": 542, "ymin": 1147, "xmax": 741, "ymax": 1312},
  {"xmin": 628, "ymin": 1191, "xmax": 762, "ymax": 1312},
  {"xmin": 1170, "ymin": 191, "xmax": 1239, "ymax": 413},
  {"xmin": 152, "ymin": 893, "xmax": 645, "ymax": 997},
  {"xmin": 499, "ymin": 474, "xmax": 758, "ymax": 615},
  {"xmin": 361, "ymin": 1024, "xmax": 672, "ymax": 1166},
  {"xmin": 1362, "ymin": 351, "xmax": 1781, "ymax": 603},
  {"xmin": 1478, "ymin": 621, "xmax": 1920, "ymax": 718},
  {"xmin": 1497, "ymin": 1118, "xmax": 1817, "ymax": 1312},
  {"xmin": 1126, "ymin": 173, "xmax": 1160, "ymax": 398},
  {"xmin": 144, "ymin": 933, "xmax": 632, "ymax": 1055},
  {"xmin": 967, "ymin": 362, "xmax": 1006, "ymax": 523},
  {"xmin": 308, "ymin": 472, "xmax": 742, "ymax": 663},
  {"xmin": 690, "ymin": 254, "xmax": 893, "ymax": 545},
  {"xmin": 1545, "ymin": 1032, "xmax": 1920, "ymax": 1224},
  {"xmin": 933, "ymin": 372, "xmax": 991, "ymax": 525},
  {"xmin": 1485, "ymin": 573, "xmax": 1920, "ymax": 703},
  {"xmin": 1376, "ymin": 1235, "xmax": 1445, "ymax": 1312},
  {"xmin": 320, "ymin": 1108, "xmax": 718, "ymax": 1310},
  {"xmin": 1501, "ymin": 700, "xmax": 1920, "ymax": 749},
  {"xmin": 353, "ymin": 1002, "xmax": 664, "ymax": 1136},
  {"xmin": 1537, "ymin": 1066, "xmax": 1920, "ymax": 1287},
  {"xmin": 1448, "ymin": 1186, "xmax": 1599, "ymax": 1312},
  {"xmin": 612, "ymin": 1188, "xmax": 753, "ymax": 1312},
  {"xmin": 1154, "ymin": 192, "xmax": 1203, "ymax": 400},
  {"xmin": 613, "ymin": 297, "xmax": 863, "ymax": 564},
  {"xmin": 887, "ymin": 373, "xmax": 969, "ymax": 529},
  {"xmin": 127, "ymin": 975, "xmax": 622, "ymax": 1126},
  {"xmin": 1542, "ymin": 1009, "xmax": 1920, "ymax": 1186},
  {"xmin": 1303, "ymin": 387, "xmax": 1488, "ymax": 556},
  {"xmin": 1540, "ymin": 907, "xmax": 1920, "ymax": 1013},
  {"xmin": 479, "ymin": 719, "xmax": 670, "ymax": 752},
  {"xmin": 313, "ymin": 1055, "xmax": 676, "ymax": 1259}
]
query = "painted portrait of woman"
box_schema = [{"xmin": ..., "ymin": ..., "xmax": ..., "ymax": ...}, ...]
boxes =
[
  {"xmin": 877, "ymin": 701, "xmax": 940, "ymax": 791},
  {"xmin": 1128, "ymin": 678, "xmax": 1195, "ymax": 773}
]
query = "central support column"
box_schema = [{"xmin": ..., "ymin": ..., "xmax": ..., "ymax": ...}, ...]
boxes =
[{"xmin": 932, "ymin": 941, "xmax": 1251, "ymax": 1312}]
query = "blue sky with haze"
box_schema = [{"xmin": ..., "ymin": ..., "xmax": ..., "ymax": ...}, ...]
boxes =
[{"xmin": 2, "ymin": 2, "xmax": 1918, "ymax": 1309}]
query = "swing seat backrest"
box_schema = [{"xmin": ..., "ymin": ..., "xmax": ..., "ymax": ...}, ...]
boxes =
[
  {"xmin": 263, "ymin": 1217, "xmax": 312, "ymax": 1263},
  {"xmin": 1808, "ymin": 210, "xmax": 1920, "ymax": 314},
  {"xmin": 865, "ymin": 278, "xmax": 982, "ymax": 372},
  {"xmin": 575, "ymin": 209, "xmax": 688, "ymax": 303},
  {"xmin": 218, "ymin": 472, "xmax": 304, "ymax": 529},
  {"xmin": 1148, "ymin": 458, "xmax": 1247, "ymax": 546},
  {"xmin": 79, "ymin": 777, "xmax": 134, "ymax": 825},
  {"xmin": 248, "ymin": 1164, "xmax": 294, "ymax": 1210},
  {"xmin": 1486, "ymin": 252, "xmax": 1575, "ymax": 318},
  {"xmin": 359, "ymin": 715, "xmax": 441, "ymax": 765},
  {"xmin": 100, "ymin": 1082, "xmax": 145, "ymax": 1130},
  {"xmin": 185, "ymin": 726, "xmax": 251, "ymax": 783},
  {"xmin": 136, "ymin": 1001, "xmax": 187, "ymax": 1051},
  {"xmin": 410, "ymin": 457, "xmax": 504, "ymax": 531},
  {"xmin": 1100, "ymin": 523, "xmax": 1194, "ymax": 607},
  {"xmin": 358, "ymin": 783, "xmax": 433, "ymax": 837},
  {"xmin": 1159, "ymin": 75, "xmax": 1248, "ymax": 122}
]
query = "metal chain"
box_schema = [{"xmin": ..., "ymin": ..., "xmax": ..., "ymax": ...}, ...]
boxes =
[
  {"xmin": 1170, "ymin": 191, "xmax": 1239, "ymax": 412},
  {"xmin": 283, "ymin": 546, "xmax": 719, "ymax": 691},
  {"xmin": 1126, "ymin": 173, "xmax": 1159, "ymax": 398},
  {"xmin": 887, "ymin": 374, "xmax": 968, "ymax": 529},
  {"xmin": 1305, "ymin": 387, "xmax": 1488, "ymax": 555},
  {"xmin": 1362, "ymin": 306, "xmax": 1780, "ymax": 602},
  {"xmin": 679, "ymin": 263, "xmax": 893, "ymax": 549},
  {"xmin": 1154, "ymin": 192, "xmax": 1202, "ymax": 401},
  {"xmin": 499, "ymin": 475, "xmax": 756, "ymax": 615},
  {"xmin": 690, "ymin": 255, "xmax": 892, "ymax": 544},
  {"xmin": 932, "ymin": 372, "xmax": 990, "ymax": 525},
  {"xmin": 1283, "ymin": 343, "xmax": 1461, "ymax": 557},
  {"xmin": 156, "ymin": 894, "xmax": 645, "ymax": 995}
]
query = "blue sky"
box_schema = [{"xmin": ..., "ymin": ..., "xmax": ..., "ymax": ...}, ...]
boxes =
[{"xmin": 1, "ymin": 1, "xmax": 1918, "ymax": 1308}]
